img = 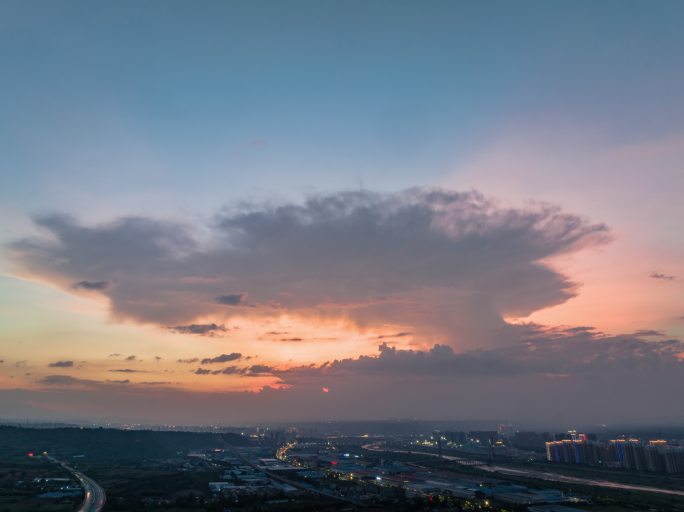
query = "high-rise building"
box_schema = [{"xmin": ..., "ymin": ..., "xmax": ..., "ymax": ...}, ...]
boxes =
[
  {"xmin": 545, "ymin": 439, "xmax": 600, "ymax": 464},
  {"xmin": 548, "ymin": 438, "xmax": 684, "ymax": 473}
]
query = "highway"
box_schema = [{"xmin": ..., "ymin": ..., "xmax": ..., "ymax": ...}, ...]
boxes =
[
  {"xmin": 47, "ymin": 456, "xmax": 106, "ymax": 512},
  {"xmin": 363, "ymin": 444, "xmax": 684, "ymax": 498},
  {"xmin": 71, "ymin": 467, "xmax": 107, "ymax": 512}
]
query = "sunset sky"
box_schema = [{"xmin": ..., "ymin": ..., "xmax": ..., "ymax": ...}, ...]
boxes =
[{"xmin": 1, "ymin": 0, "xmax": 683, "ymax": 426}]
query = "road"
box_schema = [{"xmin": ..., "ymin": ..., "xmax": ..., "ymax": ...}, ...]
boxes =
[
  {"xmin": 71, "ymin": 468, "xmax": 107, "ymax": 512},
  {"xmin": 478, "ymin": 463, "xmax": 684, "ymax": 497},
  {"xmin": 363, "ymin": 444, "xmax": 684, "ymax": 498},
  {"xmin": 47, "ymin": 456, "xmax": 107, "ymax": 512}
]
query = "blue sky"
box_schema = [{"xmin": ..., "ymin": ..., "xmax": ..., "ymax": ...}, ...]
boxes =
[{"xmin": 2, "ymin": 0, "xmax": 682, "ymax": 219}]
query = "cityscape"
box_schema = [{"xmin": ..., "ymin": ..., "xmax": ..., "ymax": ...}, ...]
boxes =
[
  {"xmin": 1, "ymin": 0, "xmax": 683, "ymax": 511},
  {"xmin": 2, "ymin": 421, "xmax": 684, "ymax": 511}
]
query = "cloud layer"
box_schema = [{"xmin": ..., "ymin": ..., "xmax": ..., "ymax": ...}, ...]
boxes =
[
  {"xmin": 11, "ymin": 327, "xmax": 683, "ymax": 425},
  {"xmin": 279, "ymin": 326, "xmax": 684, "ymax": 382},
  {"xmin": 9, "ymin": 189, "xmax": 609, "ymax": 349}
]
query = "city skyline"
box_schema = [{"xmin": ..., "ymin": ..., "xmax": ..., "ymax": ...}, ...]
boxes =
[{"xmin": 1, "ymin": 0, "xmax": 683, "ymax": 425}]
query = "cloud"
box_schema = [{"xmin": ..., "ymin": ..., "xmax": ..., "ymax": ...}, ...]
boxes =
[
  {"xmin": 650, "ymin": 272, "xmax": 675, "ymax": 280},
  {"xmin": 278, "ymin": 327, "xmax": 684, "ymax": 383},
  {"xmin": 108, "ymin": 368, "xmax": 148, "ymax": 373},
  {"xmin": 8, "ymin": 189, "xmax": 610, "ymax": 350},
  {"xmin": 376, "ymin": 332, "xmax": 412, "ymax": 339},
  {"xmin": 193, "ymin": 364, "xmax": 275, "ymax": 377},
  {"xmin": 217, "ymin": 366, "xmax": 243, "ymax": 375},
  {"xmin": 246, "ymin": 364, "xmax": 275, "ymax": 376},
  {"xmin": 632, "ymin": 329, "xmax": 665, "ymax": 337},
  {"xmin": 125, "ymin": 355, "xmax": 137, "ymax": 361},
  {"xmin": 72, "ymin": 280, "xmax": 110, "ymax": 291},
  {"xmin": 215, "ymin": 293, "xmax": 248, "ymax": 306},
  {"xmin": 48, "ymin": 360, "xmax": 74, "ymax": 368},
  {"xmin": 170, "ymin": 323, "xmax": 227, "ymax": 336},
  {"xmin": 177, "ymin": 357, "xmax": 199, "ymax": 364},
  {"xmin": 39, "ymin": 375, "xmax": 97, "ymax": 386},
  {"xmin": 280, "ymin": 337, "xmax": 303, "ymax": 342},
  {"xmin": 561, "ymin": 326, "xmax": 595, "ymax": 334},
  {"xmin": 16, "ymin": 325, "xmax": 683, "ymax": 425},
  {"xmin": 39, "ymin": 374, "xmax": 135, "ymax": 387},
  {"xmin": 200, "ymin": 353, "xmax": 242, "ymax": 364}
]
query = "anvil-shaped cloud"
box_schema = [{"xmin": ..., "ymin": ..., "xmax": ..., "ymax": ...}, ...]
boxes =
[{"xmin": 9, "ymin": 189, "xmax": 609, "ymax": 350}]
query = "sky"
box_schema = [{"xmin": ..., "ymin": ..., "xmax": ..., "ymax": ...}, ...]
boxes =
[{"xmin": 0, "ymin": 0, "xmax": 683, "ymax": 427}]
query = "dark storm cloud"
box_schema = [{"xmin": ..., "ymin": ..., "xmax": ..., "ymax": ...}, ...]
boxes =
[
  {"xmin": 215, "ymin": 293, "xmax": 248, "ymax": 306},
  {"xmin": 72, "ymin": 280, "xmax": 110, "ymax": 290},
  {"xmin": 48, "ymin": 360, "xmax": 74, "ymax": 368},
  {"xmin": 200, "ymin": 353, "xmax": 242, "ymax": 364},
  {"xmin": 650, "ymin": 272, "xmax": 675, "ymax": 280},
  {"xmin": 8, "ymin": 189, "xmax": 610, "ymax": 349},
  {"xmin": 170, "ymin": 323, "xmax": 227, "ymax": 335}
]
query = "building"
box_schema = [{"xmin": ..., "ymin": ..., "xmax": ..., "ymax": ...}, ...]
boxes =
[
  {"xmin": 547, "ymin": 438, "xmax": 684, "ymax": 473},
  {"xmin": 513, "ymin": 431, "xmax": 551, "ymax": 451},
  {"xmin": 545, "ymin": 439, "xmax": 600, "ymax": 465}
]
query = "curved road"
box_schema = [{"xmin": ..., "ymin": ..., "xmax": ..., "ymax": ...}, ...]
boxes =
[
  {"xmin": 47, "ymin": 456, "xmax": 106, "ymax": 512},
  {"xmin": 71, "ymin": 468, "xmax": 107, "ymax": 512}
]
